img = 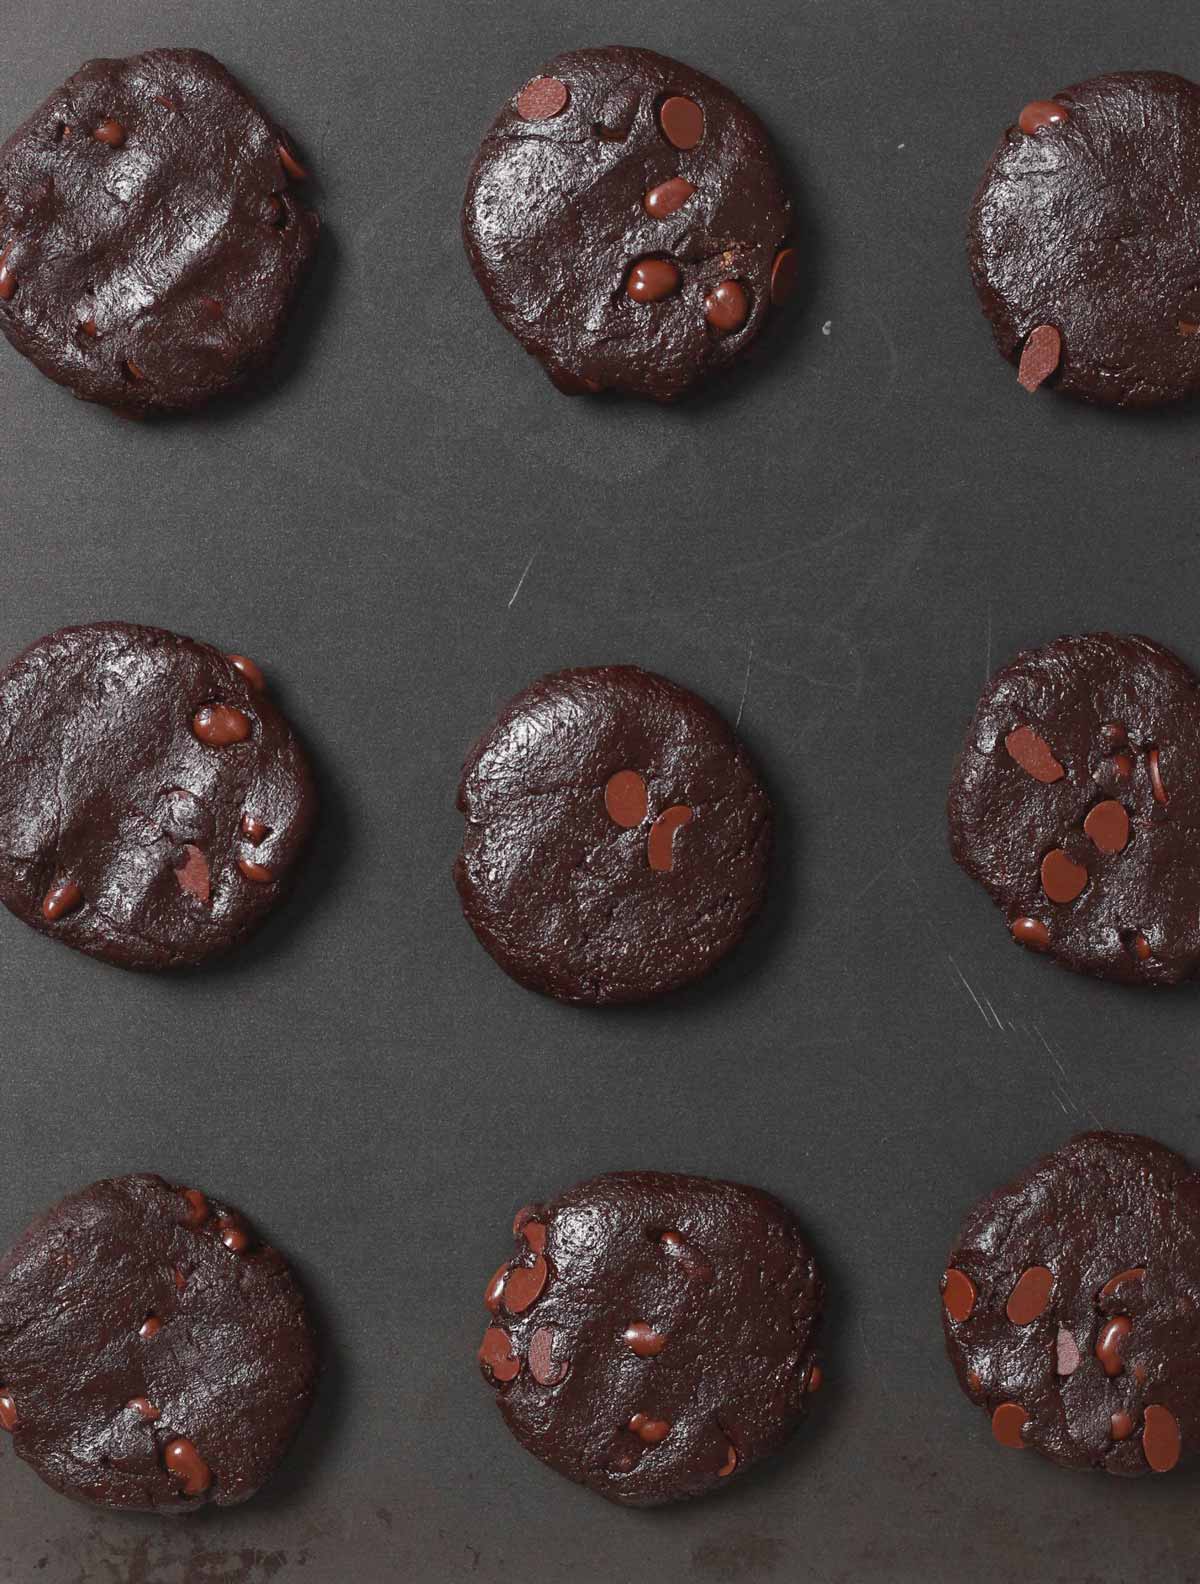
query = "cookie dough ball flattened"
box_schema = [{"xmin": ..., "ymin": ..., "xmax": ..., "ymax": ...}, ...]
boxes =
[
  {"xmin": 454, "ymin": 666, "xmax": 772, "ymax": 1004},
  {"xmin": 0, "ymin": 1175, "xmax": 317, "ymax": 1511},
  {"xmin": 0, "ymin": 622, "xmax": 315, "ymax": 969},
  {"xmin": 463, "ymin": 47, "xmax": 798, "ymax": 401},
  {"xmin": 478, "ymin": 1172, "xmax": 824, "ymax": 1505},
  {"xmin": 941, "ymin": 1132, "xmax": 1200, "ymax": 1475},
  {"xmin": 0, "ymin": 49, "xmax": 319, "ymax": 414},
  {"xmin": 947, "ymin": 633, "xmax": 1200, "ymax": 984},
  {"xmin": 968, "ymin": 72, "xmax": 1200, "ymax": 407}
]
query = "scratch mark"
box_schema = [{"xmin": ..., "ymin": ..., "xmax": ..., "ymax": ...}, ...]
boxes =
[
  {"xmin": 507, "ymin": 550, "xmax": 538, "ymax": 609},
  {"xmin": 947, "ymin": 954, "xmax": 994, "ymax": 1029},
  {"xmin": 983, "ymin": 995, "xmax": 1003, "ymax": 1029},
  {"xmin": 735, "ymin": 638, "xmax": 755, "ymax": 728}
]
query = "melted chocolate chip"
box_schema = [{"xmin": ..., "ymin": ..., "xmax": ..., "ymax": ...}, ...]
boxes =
[
  {"xmin": 192, "ymin": 704, "xmax": 251, "ymax": 746},
  {"xmin": 605, "ymin": 770, "xmax": 648, "ymax": 828},
  {"xmin": 42, "ymin": 881, "xmax": 82, "ymax": 921},
  {"xmin": 93, "ymin": 119, "xmax": 126, "ymax": 147},
  {"xmin": 504, "ymin": 1255, "xmax": 548, "ymax": 1313},
  {"xmin": 163, "ymin": 1437, "xmax": 212, "ymax": 1496},
  {"xmin": 1011, "ymin": 916, "xmax": 1051, "ymax": 950},
  {"xmin": 628, "ymin": 1412, "xmax": 672, "ymax": 1444},
  {"xmin": 484, "ymin": 1264, "xmax": 508, "ymax": 1313},
  {"xmin": 1099, "ymin": 1267, "xmax": 1146, "ymax": 1303},
  {"xmin": 644, "ymin": 177, "xmax": 696, "ymax": 218},
  {"xmin": 992, "ymin": 1402, "xmax": 1029, "ymax": 1448},
  {"xmin": 1041, "ymin": 849, "xmax": 1087, "ymax": 904},
  {"xmin": 1004, "ymin": 725, "xmax": 1065, "ymax": 782},
  {"xmin": 627, "ymin": 259, "xmax": 681, "ymax": 303},
  {"xmin": 705, "ymin": 280, "xmax": 750, "ymax": 333},
  {"xmin": 277, "ymin": 143, "xmax": 309, "ymax": 182},
  {"xmin": 522, "ymin": 1220, "xmax": 547, "ymax": 1254},
  {"xmin": 227, "ymin": 653, "xmax": 266, "ymax": 691},
  {"xmin": 479, "ymin": 1325, "xmax": 521, "ymax": 1383},
  {"xmin": 1007, "ymin": 1266, "xmax": 1054, "ymax": 1325},
  {"xmin": 529, "ymin": 1326, "xmax": 569, "ymax": 1385},
  {"xmin": 1084, "ymin": 800, "xmax": 1130, "ymax": 853},
  {"xmin": 659, "ymin": 1229, "xmax": 714, "ymax": 1283},
  {"xmin": 658, "ymin": 96, "xmax": 703, "ymax": 150},
  {"xmin": 138, "ymin": 1315, "xmax": 162, "ymax": 1339},
  {"xmin": 717, "ymin": 1443, "xmax": 738, "ymax": 1476},
  {"xmin": 770, "ymin": 248, "xmax": 798, "ymax": 307},
  {"xmin": 623, "ymin": 1321, "xmax": 667, "ymax": 1357},
  {"xmin": 1111, "ymin": 1410, "xmax": 1134, "ymax": 1441},
  {"xmin": 240, "ymin": 814, "xmax": 271, "ymax": 845},
  {"xmin": 1095, "ymin": 1315, "xmax": 1132, "ymax": 1377},
  {"xmin": 174, "ymin": 845, "xmax": 211, "ymax": 904},
  {"xmin": 127, "ymin": 1397, "xmax": 160, "ymax": 1421},
  {"xmin": 237, "ymin": 858, "xmax": 274, "ymax": 884},
  {"xmin": 217, "ymin": 1219, "xmax": 251, "ymax": 1254},
  {"xmin": 181, "ymin": 1188, "xmax": 210, "ymax": 1227},
  {"xmin": 0, "ymin": 1392, "xmax": 17, "ymax": 1431},
  {"xmin": 517, "ymin": 77, "xmax": 570, "ymax": 122},
  {"xmin": 1147, "ymin": 748, "xmax": 1169, "ymax": 805},
  {"xmin": 1018, "ymin": 100, "xmax": 1069, "ymax": 135},
  {"xmin": 1129, "ymin": 933, "xmax": 1153, "ymax": 962},
  {"xmin": 1143, "ymin": 1404, "xmax": 1181, "ymax": 1472},
  {"xmin": 807, "ymin": 1363, "xmax": 823, "ymax": 1392},
  {"xmin": 648, "ymin": 806, "xmax": 694, "ymax": 871},
  {"xmin": 0, "ymin": 248, "xmax": 15, "ymax": 303},
  {"xmin": 942, "ymin": 1267, "xmax": 977, "ymax": 1322},
  {"xmin": 1017, "ymin": 324, "xmax": 1062, "ymax": 392}
]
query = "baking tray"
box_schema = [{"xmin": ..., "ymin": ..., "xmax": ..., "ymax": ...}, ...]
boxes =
[{"xmin": 3, "ymin": 0, "xmax": 1200, "ymax": 1579}]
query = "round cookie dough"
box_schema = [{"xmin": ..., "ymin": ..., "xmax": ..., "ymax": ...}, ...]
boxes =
[
  {"xmin": 941, "ymin": 1132, "xmax": 1200, "ymax": 1475},
  {"xmin": 454, "ymin": 665, "xmax": 772, "ymax": 1004},
  {"xmin": 478, "ymin": 1171, "xmax": 824, "ymax": 1505},
  {"xmin": 968, "ymin": 72, "xmax": 1200, "ymax": 407},
  {"xmin": 0, "ymin": 622, "xmax": 315, "ymax": 970},
  {"xmin": 947, "ymin": 632, "xmax": 1200, "ymax": 984},
  {"xmin": 0, "ymin": 1174, "xmax": 317, "ymax": 1511},
  {"xmin": 0, "ymin": 48, "xmax": 319, "ymax": 414},
  {"xmin": 463, "ymin": 46, "xmax": 798, "ymax": 401}
]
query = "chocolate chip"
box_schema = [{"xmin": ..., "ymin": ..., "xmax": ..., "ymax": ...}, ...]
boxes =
[
  {"xmin": 658, "ymin": 95, "xmax": 703, "ymax": 149},
  {"xmin": 174, "ymin": 845, "xmax": 211, "ymax": 904},
  {"xmin": 648, "ymin": 806, "xmax": 694, "ymax": 871},
  {"xmin": 1095, "ymin": 1315, "xmax": 1131, "ymax": 1376},
  {"xmin": 1011, "ymin": 916, "xmax": 1051, "ymax": 951},
  {"xmin": 240, "ymin": 814, "xmax": 271, "ymax": 845},
  {"xmin": 516, "ymin": 77, "xmax": 570, "ymax": 122},
  {"xmin": 139, "ymin": 1315, "xmax": 161, "ymax": 1339},
  {"xmin": 93, "ymin": 119, "xmax": 126, "ymax": 147},
  {"xmin": 0, "ymin": 246, "xmax": 16, "ymax": 303},
  {"xmin": 237, "ymin": 858, "xmax": 274, "ymax": 884},
  {"xmin": 1143, "ymin": 1404, "xmax": 1181, "ymax": 1472},
  {"xmin": 181, "ymin": 1188, "xmax": 209, "ymax": 1227},
  {"xmin": 1147, "ymin": 748, "xmax": 1169, "ymax": 805},
  {"xmin": 484, "ymin": 1264, "xmax": 508, "ymax": 1313},
  {"xmin": 717, "ymin": 1443, "xmax": 738, "ymax": 1476},
  {"xmin": 504, "ymin": 1254, "xmax": 548, "ymax": 1313},
  {"xmin": 0, "ymin": 1392, "xmax": 18, "ymax": 1431},
  {"xmin": 42, "ymin": 880, "xmax": 82, "ymax": 922},
  {"xmin": 942, "ymin": 1267, "xmax": 977, "ymax": 1322},
  {"xmin": 770, "ymin": 248, "xmax": 799, "ymax": 307},
  {"xmin": 623, "ymin": 1321, "xmax": 667, "ymax": 1357},
  {"xmin": 605, "ymin": 770, "xmax": 648, "ymax": 828},
  {"xmin": 127, "ymin": 1397, "xmax": 160, "ymax": 1421},
  {"xmin": 217, "ymin": 1219, "xmax": 251, "ymax": 1253},
  {"xmin": 807, "ymin": 1363, "xmax": 823, "ymax": 1392},
  {"xmin": 1007, "ymin": 1265, "xmax": 1054, "ymax": 1325},
  {"xmin": 79, "ymin": 317, "xmax": 98, "ymax": 338},
  {"xmin": 1129, "ymin": 933, "xmax": 1153, "ymax": 962},
  {"xmin": 1017, "ymin": 324, "xmax": 1062, "ymax": 392},
  {"xmin": 1112, "ymin": 752, "xmax": 1134, "ymax": 779},
  {"xmin": 1056, "ymin": 1328, "xmax": 1081, "ymax": 1376},
  {"xmin": 1110, "ymin": 1410, "xmax": 1134, "ymax": 1442},
  {"xmin": 528, "ymin": 1326, "xmax": 569, "ymax": 1385},
  {"xmin": 1084, "ymin": 799, "xmax": 1130, "ymax": 853},
  {"xmin": 277, "ymin": 143, "xmax": 309, "ymax": 182},
  {"xmin": 628, "ymin": 1412, "xmax": 671, "ymax": 1444},
  {"xmin": 522, "ymin": 1220, "xmax": 547, "ymax": 1254},
  {"xmin": 1099, "ymin": 1267, "xmax": 1146, "ymax": 1303},
  {"xmin": 227, "ymin": 653, "xmax": 265, "ymax": 691},
  {"xmin": 124, "ymin": 360, "xmax": 145, "ymax": 381},
  {"xmin": 192, "ymin": 704, "xmax": 251, "ymax": 746},
  {"xmin": 479, "ymin": 1325, "xmax": 521, "ymax": 1383},
  {"xmin": 626, "ymin": 259, "xmax": 681, "ymax": 303},
  {"xmin": 705, "ymin": 280, "xmax": 750, "ymax": 333},
  {"xmin": 644, "ymin": 178, "xmax": 696, "ymax": 218},
  {"xmin": 659, "ymin": 1229, "xmax": 714, "ymax": 1283},
  {"xmin": 991, "ymin": 1402, "xmax": 1029, "ymax": 1448},
  {"xmin": 1041, "ymin": 849, "xmax": 1087, "ymax": 904},
  {"xmin": 1018, "ymin": 100, "xmax": 1069, "ymax": 135},
  {"xmin": 163, "ymin": 1437, "xmax": 211, "ymax": 1496},
  {"xmin": 1004, "ymin": 725, "xmax": 1065, "ymax": 783}
]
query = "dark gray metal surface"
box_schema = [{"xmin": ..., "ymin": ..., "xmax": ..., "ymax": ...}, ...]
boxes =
[{"xmin": 1, "ymin": 1, "xmax": 1199, "ymax": 1579}]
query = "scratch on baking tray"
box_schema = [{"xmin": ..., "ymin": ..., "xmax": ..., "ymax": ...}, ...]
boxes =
[
  {"xmin": 507, "ymin": 550, "xmax": 538, "ymax": 609},
  {"xmin": 947, "ymin": 954, "xmax": 998, "ymax": 1029},
  {"xmin": 735, "ymin": 638, "xmax": 755, "ymax": 728}
]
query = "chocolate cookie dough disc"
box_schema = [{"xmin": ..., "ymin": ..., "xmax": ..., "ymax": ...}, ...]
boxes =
[
  {"xmin": 969, "ymin": 72, "xmax": 1200, "ymax": 407},
  {"xmin": 941, "ymin": 1132, "xmax": 1200, "ymax": 1475},
  {"xmin": 454, "ymin": 665, "xmax": 771, "ymax": 1004},
  {"xmin": 477, "ymin": 1171, "xmax": 824, "ymax": 1505},
  {"xmin": 0, "ymin": 1175, "xmax": 317, "ymax": 1511},
  {"xmin": 0, "ymin": 48, "xmax": 319, "ymax": 414},
  {"xmin": 0, "ymin": 622, "xmax": 315, "ymax": 969},
  {"xmin": 463, "ymin": 46, "xmax": 797, "ymax": 400},
  {"xmin": 947, "ymin": 633, "xmax": 1200, "ymax": 983}
]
